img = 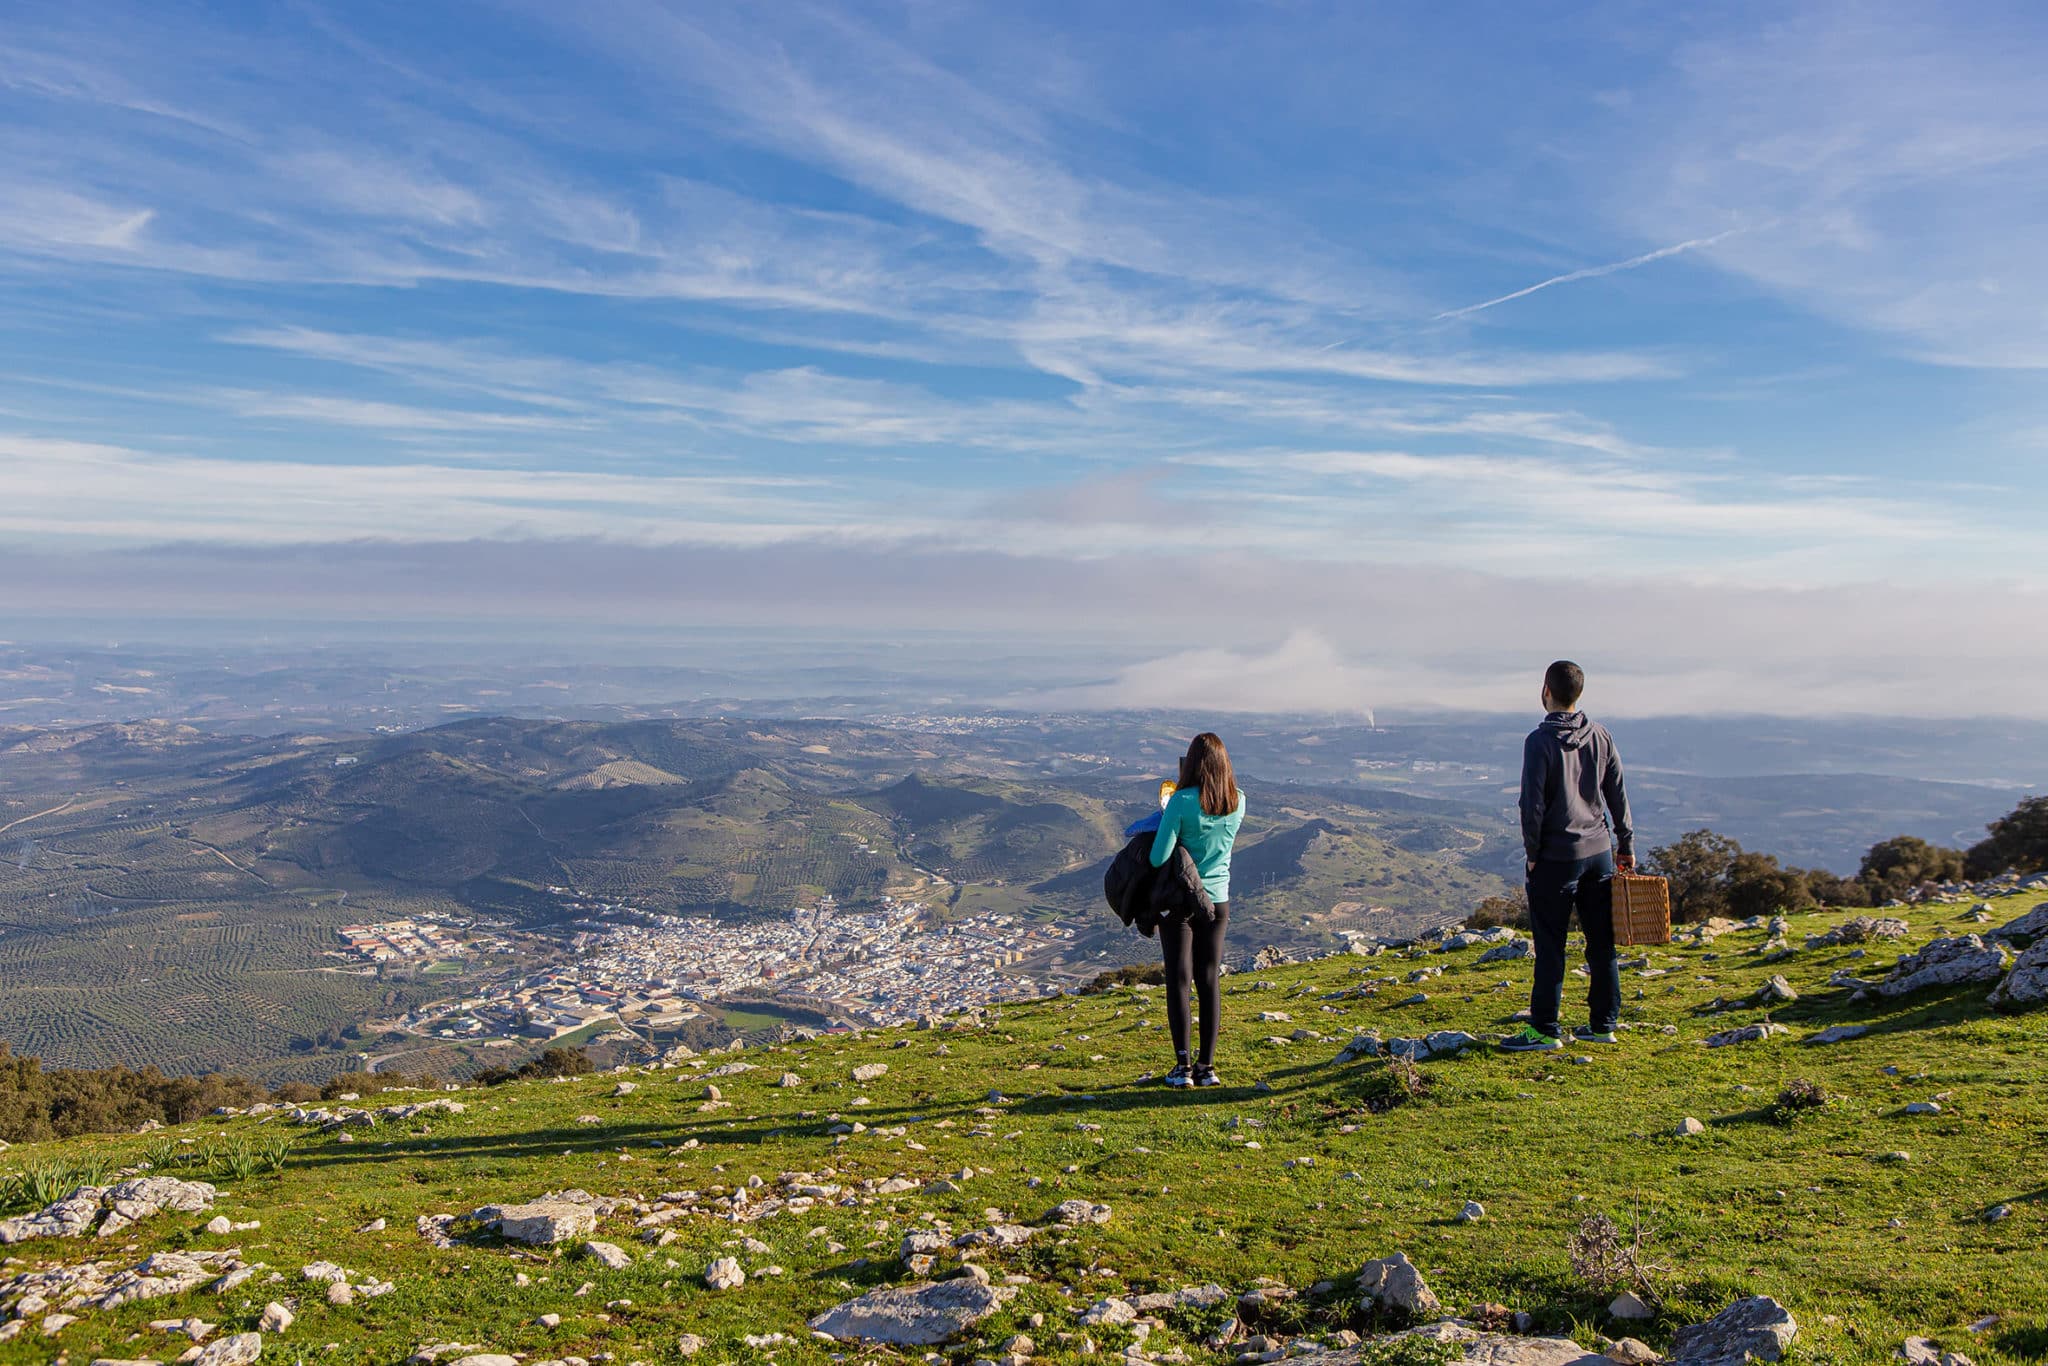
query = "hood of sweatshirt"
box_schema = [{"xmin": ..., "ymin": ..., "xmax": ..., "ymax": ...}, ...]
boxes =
[{"xmin": 1540, "ymin": 710, "xmax": 1596, "ymax": 750}]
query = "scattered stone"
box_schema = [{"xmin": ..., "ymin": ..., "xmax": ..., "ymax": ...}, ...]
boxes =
[
  {"xmin": 1806, "ymin": 916, "xmax": 1910, "ymax": 948},
  {"xmin": 611, "ymin": 1081, "xmax": 636, "ymax": 1096},
  {"xmin": 1080, "ymin": 1297, "xmax": 1138, "ymax": 1327},
  {"xmin": 1455, "ymin": 1201, "xmax": 1485, "ymax": 1224},
  {"xmin": 853, "ymin": 1063, "xmax": 890, "ymax": 1083},
  {"xmin": 1385, "ymin": 1031, "xmax": 1477, "ymax": 1062},
  {"xmin": 1610, "ymin": 1292, "xmax": 1655, "ymax": 1321},
  {"xmin": 677, "ymin": 1334, "xmax": 706, "ymax": 1357},
  {"xmin": 1900, "ymin": 1339, "xmax": 1976, "ymax": 1366},
  {"xmin": 1477, "ymin": 938, "xmax": 1536, "ymax": 964},
  {"xmin": 358, "ymin": 1217, "xmax": 387, "ymax": 1233},
  {"xmin": 0, "ymin": 1177, "xmax": 218, "ymax": 1244},
  {"xmin": 809, "ymin": 1278, "xmax": 1006, "ymax": 1345},
  {"xmin": 469, "ymin": 1200, "xmax": 599, "ymax": 1246},
  {"xmin": 582, "ymin": 1241, "xmax": 632, "ymax": 1270},
  {"xmin": 1805, "ymin": 1025, "xmax": 1869, "ymax": 1046},
  {"xmin": 258, "ymin": 1302, "xmax": 293, "ymax": 1333},
  {"xmin": 705, "ymin": 1257, "xmax": 745, "ymax": 1290},
  {"xmin": 1756, "ymin": 976, "xmax": 1798, "ymax": 1004},
  {"xmin": 1323, "ymin": 1322, "xmax": 1606, "ymax": 1366},
  {"xmin": 1903, "ymin": 1101, "xmax": 1942, "ymax": 1116},
  {"xmin": 1879, "ymin": 936, "xmax": 2011, "ymax": 997},
  {"xmin": 1355, "ymin": 1251, "xmax": 1440, "ymax": 1319},
  {"xmin": 192, "ymin": 1334, "xmax": 264, "ymax": 1366},
  {"xmin": 205, "ymin": 1216, "xmax": 233, "ymax": 1236},
  {"xmin": 1047, "ymin": 1199, "xmax": 1112, "ymax": 1226},
  {"xmin": 1610, "ymin": 1339, "xmax": 1662, "ymax": 1364},
  {"xmin": 1674, "ymin": 1118, "xmax": 1706, "ymax": 1137},
  {"xmin": 1396, "ymin": 993, "xmax": 1428, "ymax": 1007},
  {"xmin": 779, "ymin": 1073, "xmax": 804, "ymax": 1088},
  {"xmin": 1669, "ymin": 1296, "xmax": 1798, "ymax": 1366},
  {"xmin": 1703, "ymin": 1022, "xmax": 1790, "ymax": 1048},
  {"xmin": 327, "ymin": 1281, "xmax": 354, "ymax": 1306}
]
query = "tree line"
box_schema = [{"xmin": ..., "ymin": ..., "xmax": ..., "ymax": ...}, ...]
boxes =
[{"xmin": 1473, "ymin": 795, "xmax": 2046, "ymax": 929}]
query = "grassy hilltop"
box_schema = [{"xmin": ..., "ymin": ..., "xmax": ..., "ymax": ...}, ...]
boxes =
[{"xmin": 3, "ymin": 899, "xmax": 2045, "ymax": 1366}]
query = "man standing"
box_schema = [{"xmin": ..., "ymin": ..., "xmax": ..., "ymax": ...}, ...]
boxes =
[{"xmin": 1501, "ymin": 660, "xmax": 1634, "ymax": 1052}]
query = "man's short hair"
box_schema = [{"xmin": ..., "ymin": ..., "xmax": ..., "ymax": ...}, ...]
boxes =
[{"xmin": 1545, "ymin": 660, "xmax": 1586, "ymax": 709}]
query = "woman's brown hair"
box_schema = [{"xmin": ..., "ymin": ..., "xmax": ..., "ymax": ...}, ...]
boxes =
[{"xmin": 1178, "ymin": 732, "xmax": 1240, "ymax": 817}]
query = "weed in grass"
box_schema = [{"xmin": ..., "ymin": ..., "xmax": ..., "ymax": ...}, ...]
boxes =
[
  {"xmin": 1568, "ymin": 1209, "xmax": 1672, "ymax": 1305},
  {"xmin": 1770, "ymin": 1078, "xmax": 1833, "ymax": 1125}
]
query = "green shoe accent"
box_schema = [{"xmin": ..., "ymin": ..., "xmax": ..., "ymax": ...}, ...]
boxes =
[
  {"xmin": 1573, "ymin": 1026, "xmax": 1620, "ymax": 1045},
  {"xmin": 1500, "ymin": 1025, "xmax": 1564, "ymax": 1052}
]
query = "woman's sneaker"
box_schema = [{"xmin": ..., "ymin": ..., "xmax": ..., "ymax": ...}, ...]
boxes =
[
  {"xmin": 1500, "ymin": 1025, "xmax": 1564, "ymax": 1052},
  {"xmin": 1573, "ymin": 1025, "xmax": 1620, "ymax": 1045},
  {"xmin": 1163, "ymin": 1061, "xmax": 1193, "ymax": 1088},
  {"xmin": 1191, "ymin": 1064, "xmax": 1222, "ymax": 1087}
]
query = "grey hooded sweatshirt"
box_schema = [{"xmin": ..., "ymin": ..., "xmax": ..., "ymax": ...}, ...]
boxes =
[{"xmin": 1520, "ymin": 710, "xmax": 1633, "ymax": 864}]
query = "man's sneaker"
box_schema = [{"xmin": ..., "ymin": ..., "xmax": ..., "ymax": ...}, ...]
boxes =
[
  {"xmin": 1162, "ymin": 1061, "xmax": 1193, "ymax": 1088},
  {"xmin": 1573, "ymin": 1026, "xmax": 1620, "ymax": 1045},
  {"xmin": 1191, "ymin": 1064, "xmax": 1222, "ymax": 1087},
  {"xmin": 1500, "ymin": 1025, "xmax": 1564, "ymax": 1052}
]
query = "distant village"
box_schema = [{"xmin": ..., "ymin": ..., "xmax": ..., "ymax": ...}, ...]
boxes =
[{"xmin": 367, "ymin": 891, "xmax": 1077, "ymax": 1048}]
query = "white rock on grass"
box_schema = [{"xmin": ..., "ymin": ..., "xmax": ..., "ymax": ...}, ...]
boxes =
[
  {"xmin": 1703, "ymin": 1023, "xmax": 1790, "ymax": 1048},
  {"xmin": 258, "ymin": 1302, "xmax": 294, "ymax": 1332},
  {"xmin": 1047, "ymin": 1199, "xmax": 1112, "ymax": 1226},
  {"xmin": 1610, "ymin": 1291, "xmax": 1655, "ymax": 1320},
  {"xmin": 809, "ymin": 1278, "xmax": 1006, "ymax": 1345},
  {"xmin": 470, "ymin": 1201, "xmax": 597, "ymax": 1246},
  {"xmin": 192, "ymin": 1333, "xmax": 265, "ymax": 1366},
  {"xmin": 205, "ymin": 1215, "xmax": 233, "ymax": 1235},
  {"xmin": 1804, "ymin": 1025, "xmax": 1869, "ymax": 1045},
  {"xmin": 1325, "ymin": 1321, "xmax": 1607, "ymax": 1366},
  {"xmin": 1674, "ymin": 1117, "xmax": 1706, "ymax": 1137},
  {"xmin": 852, "ymin": 1063, "xmax": 890, "ymax": 1083},
  {"xmin": 1989, "ymin": 939, "xmax": 2048, "ymax": 1011},
  {"xmin": 1878, "ymin": 936, "xmax": 2011, "ymax": 996},
  {"xmin": 1455, "ymin": 1201, "xmax": 1485, "ymax": 1224},
  {"xmin": 705, "ymin": 1257, "xmax": 745, "ymax": 1290},
  {"xmin": 581, "ymin": 1241, "xmax": 632, "ymax": 1270},
  {"xmin": 1355, "ymin": 1252, "xmax": 1440, "ymax": 1318},
  {"xmin": 1669, "ymin": 1296, "xmax": 1798, "ymax": 1366},
  {"xmin": 0, "ymin": 1177, "xmax": 217, "ymax": 1244}
]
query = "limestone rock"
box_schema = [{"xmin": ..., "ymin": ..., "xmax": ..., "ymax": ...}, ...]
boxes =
[
  {"xmin": 1356, "ymin": 1251, "xmax": 1441, "ymax": 1319},
  {"xmin": 1669, "ymin": 1296, "xmax": 1797, "ymax": 1366},
  {"xmin": 852, "ymin": 1063, "xmax": 890, "ymax": 1083},
  {"xmin": 1804, "ymin": 1025, "xmax": 1869, "ymax": 1046},
  {"xmin": 1477, "ymin": 938, "xmax": 1536, "ymax": 964},
  {"xmin": 1386, "ymin": 1031, "xmax": 1477, "ymax": 1061},
  {"xmin": 192, "ymin": 1334, "xmax": 264, "ymax": 1366},
  {"xmin": 676, "ymin": 1335, "xmax": 706, "ymax": 1356},
  {"xmin": 1610, "ymin": 1292, "xmax": 1655, "ymax": 1320},
  {"xmin": 1878, "ymin": 936, "xmax": 2011, "ymax": 997},
  {"xmin": 809, "ymin": 1278, "xmax": 1005, "ymax": 1345},
  {"xmin": 1610, "ymin": 1339, "xmax": 1662, "ymax": 1364},
  {"xmin": 1079, "ymin": 1297, "xmax": 1137, "ymax": 1326},
  {"xmin": 258, "ymin": 1302, "xmax": 293, "ymax": 1333},
  {"xmin": 205, "ymin": 1215, "xmax": 233, "ymax": 1236},
  {"xmin": 1902, "ymin": 1337, "xmax": 1977, "ymax": 1366},
  {"xmin": 446, "ymin": 1357, "xmax": 519, "ymax": 1366},
  {"xmin": 1456, "ymin": 1201, "xmax": 1485, "ymax": 1223},
  {"xmin": 1756, "ymin": 976, "xmax": 1798, "ymax": 1004},
  {"xmin": 1806, "ymin": 916, "xmax": 1910, "ymax": 948},
  {"xmin": 778, "ymin": 1072, "xmax": 804, "ymax": 1087},
  {"xmin": 705, "ymin": 1257, "xmax": 745, "ymax": 1290},
  {"xmin": 610, "ymin": 1082, "xmax": 636, "ymax": 1096},
  {"xmin": 1988, "ymin": 902, "xmax": 2048, "ymax": 945},
  {"xmin": 581, "ymin": 1241, "xmax": 631, "ymax": 1270},
  {"xmin": 1674, "ymin": 1117, "xmax": 1706, "ymax": 1137},
  {"xmin": 1047, "ymin": 1199, "xmax": 1112, "ymax": 1226},
  {"xmin": 1323, "ymin": 1322, "xmax": 1607, "ymax": 1366},
  {"xmin": 1703, "ymin": 1022, "xmax": 1790, "ymax": 1048},
  {"xmin": 1989, "ymin": 939, "xmax": 2048, "ymax": 1011},
  {"xmin": 471, "ymin": 1201, "xmax": 598, "ymax": 1246},
  {"xmin": 0, "ymin": 1177, "xmax": 217, "ymax": 1244}
]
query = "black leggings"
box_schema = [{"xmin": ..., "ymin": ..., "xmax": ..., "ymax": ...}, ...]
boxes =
[{"xmin": 1159, "ymin": 902, "xmax": 1229, "ymax": 1065}]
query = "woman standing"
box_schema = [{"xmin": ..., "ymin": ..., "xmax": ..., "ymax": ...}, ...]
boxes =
[{"xmin": 1150, "ymin": 732, "xmax": 1246, "ymax": 1088}]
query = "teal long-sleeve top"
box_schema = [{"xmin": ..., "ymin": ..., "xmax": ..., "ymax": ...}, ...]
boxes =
[{"xmin": 1149, "ymin": 784, "xmax": 1248, "ymax": 902}]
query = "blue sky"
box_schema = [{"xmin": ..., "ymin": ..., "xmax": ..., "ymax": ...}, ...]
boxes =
[{"xmin": 3, "ymin": 2, "xmax": 2046, "ymax": 713}]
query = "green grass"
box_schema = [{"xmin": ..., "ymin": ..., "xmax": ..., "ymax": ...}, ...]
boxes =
[{"xmin": 1, "ymin": 898, "xmax": 2044, "ymax": 1365}]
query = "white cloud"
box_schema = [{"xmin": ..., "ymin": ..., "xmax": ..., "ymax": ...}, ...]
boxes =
[{"xmin": 1022, "ymin": 631, "xmax": 1379, "ymax": 717}]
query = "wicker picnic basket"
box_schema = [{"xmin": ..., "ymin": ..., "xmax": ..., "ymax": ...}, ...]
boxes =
[{"xmin": 1610, "ymin": 871, "xmax": 1672, "ymax": 946}]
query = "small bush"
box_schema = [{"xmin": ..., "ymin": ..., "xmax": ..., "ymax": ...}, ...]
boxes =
[
  {"xmin": 1354, "ymin": 1056, "xmax": 1430, "ymax": 1114},
  {"xmin": 1769, "ymin": 1078, "xmax": 1831, "ymax": 1124},
  {"xmin": 1568, "ymin": 1210, "xmax": 1668, "ymax": 1302},
  {"xmin": 1084, "ymin": 963, "xmax": 1167, "ymax": 993},
  {"xmin": 1466, "ymin": 894, "xmax": 1529, "ymax": 931}
]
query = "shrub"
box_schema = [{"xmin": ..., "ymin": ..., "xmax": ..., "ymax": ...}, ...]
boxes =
[
  {"xmin": 1568, "ymin": 1209, "xmax": 1668, "ymax": 1302},
  {"xmin": 1770, "ymin": 1078, "xmax": 1831, "ymax": 1124},
  {"xmin": 1354, "ymin": 1055, "xmax": 1429, "ymax": 1114},
  {"xmin": 1466, "ymin": 894, "xmax": 1528, "ymax": 931},
  {"xmin": 1084, "ymin": 963, "xmax": 1166, "ymax": 993}
]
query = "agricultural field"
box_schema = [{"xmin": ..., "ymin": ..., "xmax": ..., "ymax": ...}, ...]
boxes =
[{"xmin": 1, "ymin": 899, "xmax": 2044, "ymax": 1364}]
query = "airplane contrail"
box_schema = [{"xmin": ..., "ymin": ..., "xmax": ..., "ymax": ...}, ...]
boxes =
[{"xmin": 1433, "ymin": 226, "xmax": 1750, "ymax": 321}]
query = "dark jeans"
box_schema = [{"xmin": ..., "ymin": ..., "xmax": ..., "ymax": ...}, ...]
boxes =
[
  {"xmin": 1160, "ymin": 901, "xmax": 1229, "ymax": 1065},
  {"xmin": 1527, "ymin": 852, "xmax": 1619, "ymax": 1036}
]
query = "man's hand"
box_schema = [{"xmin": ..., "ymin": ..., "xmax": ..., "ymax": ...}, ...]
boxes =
[
  {"xmin": 1525, "ymin": 858, "xmax": 1537, "ymax": 878},
  {"xmin": 1616, "ymin": 852, "xmax": 1636, "ymax": 874}
]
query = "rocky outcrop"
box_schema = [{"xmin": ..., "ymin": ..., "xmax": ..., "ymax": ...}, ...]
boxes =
[
  {"xmin": 809, "ymin": 1278, "xmax": 1006, "ymax": 1345},
  {"xmin": 1324, "ymin": 1322, "xmax": 1606, "ymax": 1366},
  {"xmin": 1477, "ymin": 938, "xmax": 1536, "ymax": 964},
  {"xmin": 1879, "ymin": 936, "xmax": 2011, "ymax": 996},
  {"xmin": 1989, "ymin": 902, "xmax": 2048, "ymax": 945},
  {"xmin": 1804, "ymin": 1025, "xmax": 1869, "ymax": 1045},
  {"xmin": 1046, "ymin": 1199, "xmax": 1112, "ymax": 1226},
  {"xmin": 468, "ymin": 1201, "xmax": 597, "ymax": 1246},
  {"xmin": 0, "ymin": 1178, "xmax": 216, "ymax": 1244},
  {"xmin": 1356, "ymin": 1252, "xmax": 1440, "ymax": 1319},
  {"xmin": 1989, "ymin": 938, "xmax": 2048, "ymax": 1011},
  {"xmin": 1337, "ymin": 1030, "xmax": 1475, "ymax": 1063},
  {"xmin": 1806, "ymin": 916, "xmax": 1909, "ymax": 948},
  {"xmin": 1669, "ymin": 1296, "xmax": 1798, "ymax": 1366}
]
